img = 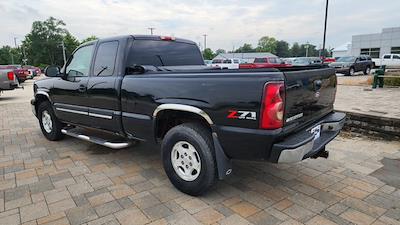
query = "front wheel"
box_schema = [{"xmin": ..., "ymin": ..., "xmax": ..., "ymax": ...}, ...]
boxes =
[
  {"xmin": 38, "ymin": 101, "xmax": 65, "ymax": 141},
  {"xmin": 348, "ymin": 67, "xmax": 355, "ymax": 76},
  {"xmin": 161, "ymin": 123, "xmax": 217, "ymax": 196}
]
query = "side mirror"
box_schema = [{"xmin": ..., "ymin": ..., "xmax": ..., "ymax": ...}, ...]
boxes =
[{"xmin": 45, "ymin": 66, "xmax": 61, "ymax": 77}]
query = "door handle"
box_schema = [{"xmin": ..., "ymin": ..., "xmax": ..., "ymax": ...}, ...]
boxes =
[{"xmin": 78, "ymin": 84, "xmax": 87, "ymax": 92}]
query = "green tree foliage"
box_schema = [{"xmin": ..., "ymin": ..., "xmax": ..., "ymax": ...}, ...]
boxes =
[
  {"xmin": 22, "ymin": 17, "xmax": 68, "ymax": 66},
  {"xmin": 215, "ymin": 49, "xmax": 226, "ymax": 55},
  {"xmin": 81, "ymin": 35, "xmax": 98, "ymax": 44},
  {"xmin": 299, "ymin": 43, "xmax": 318, "ymax": 57},
  {"xmin": 203, "ymin": 48, "xmax": 215, "ymax": 60},
  {"xmin": 290, "ymin": 42, "xmax": 302, "ymax": 57},
  {"xmin": 234, "ymin": 43, "xmax": 255, "ymax": 53},
  {"xmin": 63, "ymin": 32, "xmax": 80, "ymax": 58},
  {"xmin": 0, "ymin": 46, "xmax": 23, "ymax": 65},
  {"xmin": 275, "ymin": 40, "xmax": 290, "ymax": 57},
  {"xmin": 256, "ymin": 36, "xmax": 277, "ymax": 54}
]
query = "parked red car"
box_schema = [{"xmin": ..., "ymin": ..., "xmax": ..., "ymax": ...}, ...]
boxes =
[
  {"xmin": 239, "ymin": 57, "xmax": 292, "ymax": 69},
  {"xmin": 322, "ymin": 57, "xmax": 336, "ymax": 64},
  {"xmin": 3, "ymin": 65, "xmax": 29, "ymax": 82}
]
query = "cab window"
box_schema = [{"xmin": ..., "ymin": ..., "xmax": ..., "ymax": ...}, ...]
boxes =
[
  {"xmin": 383, "ymin": 55, "xmax": 391, "ymax": 59},
  {"xmin": 66, "ymin": 45, "xmax": 94, "ymax": 77}
]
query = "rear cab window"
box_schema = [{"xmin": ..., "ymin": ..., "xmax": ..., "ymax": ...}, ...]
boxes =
[{"xmin": 127, "ymin": 40, "xmax": 203, "ymax": 67}]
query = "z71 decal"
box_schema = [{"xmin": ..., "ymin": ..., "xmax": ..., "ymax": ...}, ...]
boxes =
[{"xmin": 227, "ymin": 110, "xmax": 257, "ymax": 120}]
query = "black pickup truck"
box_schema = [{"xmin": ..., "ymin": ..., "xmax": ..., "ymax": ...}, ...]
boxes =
[{"xmin": 31, "ymin": 35, "xmax": 345, "ymax": 195}]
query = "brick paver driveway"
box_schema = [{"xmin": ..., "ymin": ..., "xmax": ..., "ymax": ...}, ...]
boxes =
[{"xmin": 0, "ymin": 79, "xmax": 399, "ymax": 225}]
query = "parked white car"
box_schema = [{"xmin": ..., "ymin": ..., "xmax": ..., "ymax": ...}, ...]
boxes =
[
  {"xmin": 372, "ymin": 54, "xmax": 400, "ymax": 68},
  {"xmin": 211, "ymin": 58, "xmax": 241, "ymax": 69}
]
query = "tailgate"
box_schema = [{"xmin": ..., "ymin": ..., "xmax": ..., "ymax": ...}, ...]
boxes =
[{"xmin": 283, "ymin": 68, "xmax": 336, "ymax": 130}]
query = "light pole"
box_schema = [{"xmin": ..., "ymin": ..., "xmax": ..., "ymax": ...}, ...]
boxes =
[
  {"xmin": 148, "ymin": 27, "xmax": 155, "ymax": 35},
  {"xmin": 305, "ymin": 42, "xmax": 310, "ymax": 57},
  {"xmin": 322, "ymin": 0, "xmax": 329, "ymax": 58},
  {"xmin": 203, "ymin": 34, "xmax": 207, "ymax": 51},
  {"xmin": 59, "ymin": 41, "xmax": 67, "ymax": 65}
]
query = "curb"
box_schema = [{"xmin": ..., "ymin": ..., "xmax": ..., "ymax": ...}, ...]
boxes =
[{"xmin": 337, "ymin": 110, "xmax": 400, "ymax": 139}]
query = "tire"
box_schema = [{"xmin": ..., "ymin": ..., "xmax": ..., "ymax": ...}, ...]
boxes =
[
  {"xmin": 38, "ymin": 101, "xmax": 64, "ymax": 141},
  {"xmin": 348, "ymin": 67, "xmax": 355, "ymax": 76},
  {"xmin": 161, "ymin": 123, "xmax": 217, "ymax": 196},
  {"xmin": 364, "ymin": 66, "xmax": 371, "ymax": 75}
]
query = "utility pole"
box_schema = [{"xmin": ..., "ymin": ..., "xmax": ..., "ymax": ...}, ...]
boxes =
[
  {"xmin": 322, "ymin": 0, "xmax": 329, "ymax": 58},
  {"xmin": 148, "ymin": 27, "xmax": 155, "ymax": 35},
  {"xmin": 305, "ymin": 42, "xmax": 310, "ymax": 57},
  {"xmin": 203, "ymin": 34, "xmax": 207, "ymax": 51},
  {"xmin": 10, "ymin": 50, "xmax": 14, "ymax": 64},
  {"xmin": 60, "ymin": 41, "xmax": 67, "ymax": 65}
]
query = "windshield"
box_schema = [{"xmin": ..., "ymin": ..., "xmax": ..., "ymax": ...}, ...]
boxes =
[
  {"xmin": 254, "ymin": 58, "xmax": 268, "ymax": 63},
  {"xmin": 337, "ymin": 56, "xmax": 355, "ymax": 62},
  {"xmin": 212, "ymin": 59, "xmax": 223, "ymax": 64},
  {"xmin": 293, "ymin": 58, "xmax": 309, "ymax": 64},
  {"xmin": 223, "ymin": 59, "xmax": 232, "ymax": 63}
]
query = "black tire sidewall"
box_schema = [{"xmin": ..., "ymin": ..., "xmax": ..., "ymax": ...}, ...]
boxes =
[
  {"xmin": 38, "ymin": 102, "xmax": 64, "ymax": 141},
  {"xmin": 161, "ymin": 124, "xmax": 216, "ymax": 196}
]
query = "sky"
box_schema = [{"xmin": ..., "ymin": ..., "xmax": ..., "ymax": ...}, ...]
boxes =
[{"xmin": 1, "ymin": 0, "xmax": 400, "ymax": 51}]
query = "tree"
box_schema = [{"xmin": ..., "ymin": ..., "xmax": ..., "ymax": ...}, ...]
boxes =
[
  {"xmin": 0, "ymin": 46, "xmax": 22, "ymax": 65},
  {"xmin": 81, "ymin": 35, "xmax": 98, "ymax": 44},
  {"xmin": 290, "ymin": 42, "xmax": 302, "ymax": 57},
  {"xmin": 234, "ymin": 43, "xmax": 255, "ymax": 53},
  {"xmin": 275, "ymin": 40, "xmax": 290, "ymax": 57},
  {"xmin": 215, "ymin": 49, "xmax": 226, "ymax": 55},
  {"xmin": 22, "ymin": 17, "xmax": 68, "ymax": 66},
  {"xmin": 203, "ymin": 48, "xmax": 215, "ymax": 60},
  {"xmin": 299, "ymin": 43, "xmax": 318, "ymax": 57},
  {"xmin": 256, "ymin": 36, "xmax": 277, "ymax": 54},
  {"xmin": 63, "ymin": 32, "xmax": 80, "ymax": 59}
]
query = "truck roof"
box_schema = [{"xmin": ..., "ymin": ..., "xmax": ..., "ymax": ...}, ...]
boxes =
[{"xmin": 81, "ymin": 35, "xmax": 197, "ymax": 46}]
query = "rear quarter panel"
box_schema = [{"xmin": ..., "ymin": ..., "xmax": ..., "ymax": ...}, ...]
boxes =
[{"xmin": 120, "ymin": 71, "xmax": 284, "ymax": 141}]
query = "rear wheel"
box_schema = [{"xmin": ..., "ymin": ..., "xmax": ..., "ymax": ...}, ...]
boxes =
[
  {"xmin": 38, "ymin": 101, "xmax": 64, "ymax": 141},
  {"xmin": 161, "ymin": 123, "xmax": 217, "ymax": 196},
  {"xmin": 364, "ymin": 66, "xmax": 371, "ymax": 75}
]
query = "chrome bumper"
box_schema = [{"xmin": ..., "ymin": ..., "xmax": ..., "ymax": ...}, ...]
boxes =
[{"xmin": 275, "ymin": 112, "xmax": 346, "ymax": 163}]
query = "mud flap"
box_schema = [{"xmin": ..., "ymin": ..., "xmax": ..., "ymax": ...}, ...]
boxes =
[{"xmin": 212, "ymin": 132, "xmax": 233, "ymax": 180}]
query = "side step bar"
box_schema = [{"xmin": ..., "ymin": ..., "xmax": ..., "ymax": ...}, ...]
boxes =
[{"xmin": 61, "ymin": 128, "xmax": 131, "ymax": 149}]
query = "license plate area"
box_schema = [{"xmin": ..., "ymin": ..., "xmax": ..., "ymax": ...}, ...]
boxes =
[{"xmin": 310, "ymin": 125, "xmax": 321, "ymax": 140}]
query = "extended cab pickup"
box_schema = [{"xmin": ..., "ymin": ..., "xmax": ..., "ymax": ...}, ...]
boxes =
[{"xmin": 31, "ymin": 35, "xmax": 345, "ymax": 195}]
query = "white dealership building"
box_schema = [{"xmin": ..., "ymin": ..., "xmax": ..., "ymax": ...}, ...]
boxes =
[{"xmin": 332, "ymin": 27, "xmax": 400, "ymax": 58}]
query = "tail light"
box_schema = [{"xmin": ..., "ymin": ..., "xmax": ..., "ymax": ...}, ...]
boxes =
[
  {"xmin": 160, "ymin": 36, "xmax": 175, "ymax": 41},
  {"xmin": 260, "ymin": 82, "xmax": 285, "ymax": 129},
  {"xmin": 7, "ymin": 71, "xmax": 15, "ymax": 80}
]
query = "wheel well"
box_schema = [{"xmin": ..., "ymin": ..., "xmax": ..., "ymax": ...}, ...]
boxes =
[
  {"xmin": 155, "ymin": 110, "xmax": 212, "ymax": 142},
  {"xmin": 35, "ymin": 94, "xmax": 50, "ymax": 114}
]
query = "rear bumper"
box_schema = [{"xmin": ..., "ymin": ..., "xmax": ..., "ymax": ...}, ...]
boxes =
[
  {"xmin": 215, "ymin": 112, "xmax": 346, "ymax": 163},
  {"xmin": 271, "ymin": 112, "xmax": 346, "ymax": 163},
  {"xmin": 333, "ymin": 67, "xmax": 350, "ymax": 73}
]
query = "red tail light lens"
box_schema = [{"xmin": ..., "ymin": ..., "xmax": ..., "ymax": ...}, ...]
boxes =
[
  {"xmin": 7, "ymin": 71, "xmax": 14, "ymax": 80},
  {"xmin": 260, "ymin": 82, "xmax": 285, "ymax": 129},
  {"xmin": 160, "ymin": 36, "xmax": 175, "ymax": 41}
]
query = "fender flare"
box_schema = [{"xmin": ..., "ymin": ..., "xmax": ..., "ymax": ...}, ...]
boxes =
[
  {"xmin": 153, "ymin": 103, "xmax": 213, "ymax": 125},
  {"xmin": 153, "ymin": 103, "xmax": 232, "ymax": 179}
]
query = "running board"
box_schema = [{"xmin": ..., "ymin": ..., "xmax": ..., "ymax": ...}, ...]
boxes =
[{"xmin": 61, "ymin": 128, "xmax": 131, "ymax": 149}]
